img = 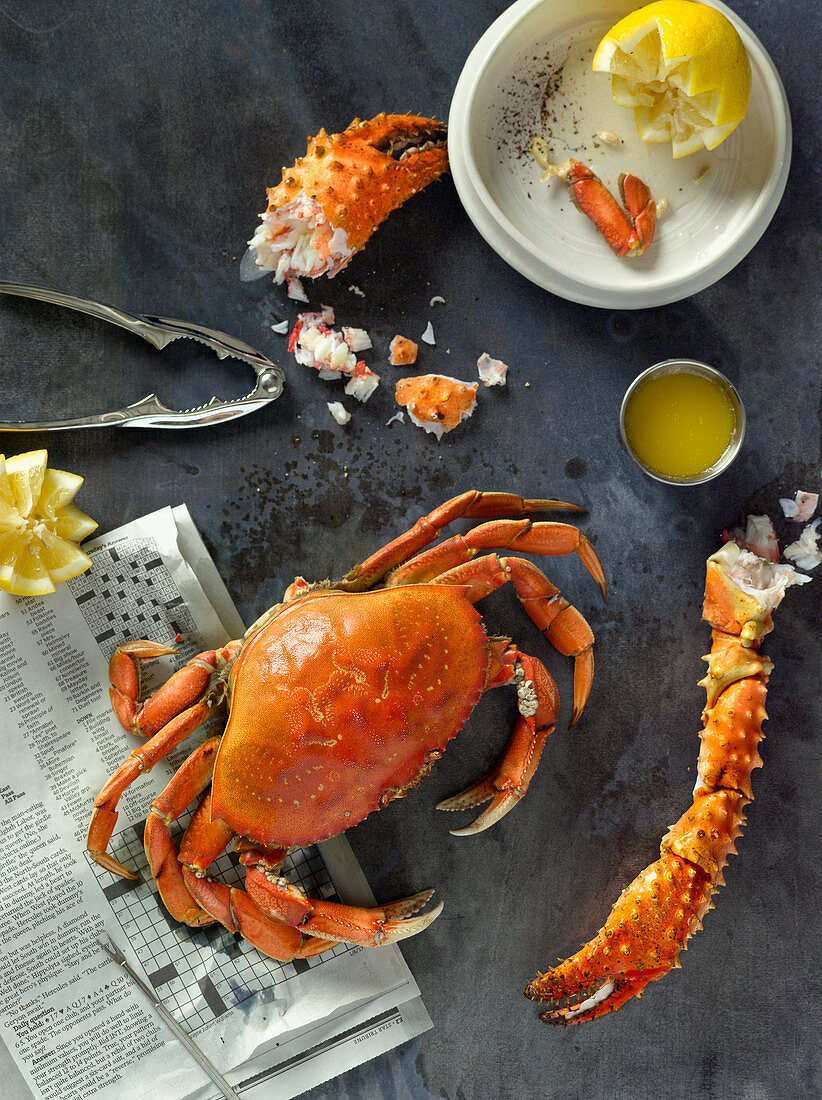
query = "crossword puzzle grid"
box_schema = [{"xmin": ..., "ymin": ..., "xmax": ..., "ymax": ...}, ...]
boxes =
[
  {"xmin": 68, "ymin": 539, "xmax": 198, "ymax": 661},
  {"xmin": 87, "ymin": 818, "xmax": 348, "ymax": 1030}
]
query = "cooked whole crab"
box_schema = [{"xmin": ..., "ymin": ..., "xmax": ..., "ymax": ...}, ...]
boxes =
[
  {"xmin": 87, "ymin": 491, "xmax": 605, "ymax": 961},
  {"xmin": 244, "ymin": 112, "xmax": 449, "ymax": 293}
]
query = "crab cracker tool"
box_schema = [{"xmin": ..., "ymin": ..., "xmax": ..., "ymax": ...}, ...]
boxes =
[{"xmin": 0, "ymin": 282, "xmax": 284, "ymax": 430}]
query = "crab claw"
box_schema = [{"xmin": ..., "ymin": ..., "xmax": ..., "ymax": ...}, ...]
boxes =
[
  {"xmin": 525, "ymin": 853, "xmax": 714, "ymax": 1023},
  {"xmin": 564, "ymin": 160, "xmax": 656, "ymax": 258},
  {"xmin": 246, "ymin": 112, "xmax": 449, "ymax": 288}
]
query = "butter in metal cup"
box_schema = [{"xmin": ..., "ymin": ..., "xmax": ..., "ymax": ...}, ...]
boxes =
[{"xmin": 619, "ymin": 359, "xmax": 746, "ymax": 485}]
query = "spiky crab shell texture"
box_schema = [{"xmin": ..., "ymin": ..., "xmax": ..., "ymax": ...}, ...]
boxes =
[
  {"xmin": 210, "ymin": 587, "xmax": 489, "ymax": 848},
  {"xmin": 265, "ymin": 113, "xmax": 449, "ymax": 254}
]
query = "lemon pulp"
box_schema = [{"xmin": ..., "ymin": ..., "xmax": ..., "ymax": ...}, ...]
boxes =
[
  {"xmin": 592, "ymin": 0, "xmax": 752, "ymax": 158},
  {"xmin": 623, "ymin": 371, "xmax": 736, "ymax": 479}
]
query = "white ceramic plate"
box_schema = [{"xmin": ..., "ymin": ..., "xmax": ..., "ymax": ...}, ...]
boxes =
[{"xmin": 448, "ymin": 0, "xmax": 791, "ymax": 309}]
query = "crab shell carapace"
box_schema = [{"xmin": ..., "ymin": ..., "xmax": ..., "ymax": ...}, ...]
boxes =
[{"xmin": 212, "ymin": 586, "xmax": 488, "ymax": 848}]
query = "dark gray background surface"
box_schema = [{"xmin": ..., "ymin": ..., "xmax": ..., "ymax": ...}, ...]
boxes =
[{"xmin": 1, "ymin": 1, "xmax": 820, "ymax": 1097}]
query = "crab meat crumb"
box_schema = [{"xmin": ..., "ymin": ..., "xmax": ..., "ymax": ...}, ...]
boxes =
[
  {"xmin": 271, "ymin": 319, "xmax": 289, "ymax": 335},
  {"xmin": 477, "ymin": 353, "xmax": 509, "ymax": 387},
  {"xmin": 596, "ymin": 129, "xmax": 621, "ymax": 145},
  {"xmin": 421, "ymin": 321, "xmax": 435, "ymax": 345},
  {"xmin": 343, "ymin": 326, "xmax": 373, "ymax": 352},
  {"xmin": 779, "ymin": 490, "xmax": 818, "ymax": 522},
  {"xmin": 386, "ymin": 410, "xmax": 405, "ymax": 426},
  {"xmin": 395, "ymin": 374, "xmax": 478, "ymax": 440},
  {"xmin": 349, "ymin": 284, "xmax": 365, "ymax": 297},
  {"xmin": 389, "ymin": 335, "xmax": 419, "ymax": 365},
  {"xmin": 327, "ymin": 401, "xmax": 351, "ymax": 425},
  {"xmin": 784, "ymin": 518, "xmax": 821, "ymax": 571},
  {"xmin": 429, "ymin": 295, "xmax": 445, "ymax": 307},
  {"xmin": 287, "ymin": 276, "xmax": 309, "ymax": 302},
  {"xmin": 344, "ymin": 365, "xmax": 380, "ymax": 403}
]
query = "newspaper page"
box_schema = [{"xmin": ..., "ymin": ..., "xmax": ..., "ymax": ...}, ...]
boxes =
[{"xmin": 0, "ymin": 505, "xmax": 431, "ymax": 1100}]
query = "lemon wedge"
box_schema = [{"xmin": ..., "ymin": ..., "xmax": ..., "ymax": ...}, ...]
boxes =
[
  {"xmin": 592, "ymin": 0, "xmax": 752, "ymax": 158},
  {"xmin": 0, "ymin": 449, "xmax": 97, "ymax": 596}
]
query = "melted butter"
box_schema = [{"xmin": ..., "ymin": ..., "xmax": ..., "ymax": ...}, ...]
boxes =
[{"xmin": 623, "ymin": 371, "xmax": 736, "ymax": 480}]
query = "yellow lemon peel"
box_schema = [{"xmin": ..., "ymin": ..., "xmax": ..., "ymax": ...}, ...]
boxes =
[{"xmin": 593, "ymin": 0, "xmax": 752, "ymax": 158}]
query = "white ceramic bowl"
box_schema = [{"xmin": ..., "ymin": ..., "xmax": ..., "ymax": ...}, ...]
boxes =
[{"xmin": 448, "ymin": 0, "xmax": 791, "ymax": 309}]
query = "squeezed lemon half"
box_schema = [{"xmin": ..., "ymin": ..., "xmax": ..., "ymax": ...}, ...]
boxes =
[
  {"xmin": 592, "ymin": 0, "xmax": 752, "ymax": 158},
  {"xmin": 0, "ymin": 449, "xmax": 97, "ymax": 595}
]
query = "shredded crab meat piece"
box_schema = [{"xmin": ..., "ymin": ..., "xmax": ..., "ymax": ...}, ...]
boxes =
[
  {"xmin": 714, "ymin": 543, "xmax": 811, "ymax": 616},
  {"xmin": 779, "ymin": 490, "xmax": 818, "ymax": 522},
  {"xmin": 784, "ymin": 518, "xmax": 821, "ymax": 571},
  {"xmin": 724, "ymin": 514, "xmax": 779, "ymax": 563},
  {"xmin": 421, "ymin": 321, "xmax": 435, "ymax": 345},
  {"xmin": 477, "ymin": 353, "xmax": 509, "ymax": 387},
  {"xmin": 288, "ymin": 311, "xmax": 379, "ymax": 401},
  {"xmin": 247, "ymin": 194, "xmax": 354, "ymax": 286},
  {"xmin": 327, "ymin": 401, "xmax": 351, "ymax": 425}
]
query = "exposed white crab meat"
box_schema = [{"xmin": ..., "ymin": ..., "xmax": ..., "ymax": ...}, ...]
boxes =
[
  {"xmin": 343, "ymin": 326, "xmax": 372, "ymax": 352},
  {"xmin": 327, "ymin": 401, "xmax": 351, "ymax": 425},
  {"xmin": 784, "ymin": 518, "xmax": 821, "ymax": 571},
  {"xmin": 477, "ymin": 353, "xmax": 509, "ymax": 387},
  {"xmin": 244, "ymin": 195, "xmax": 354, "ymax": 289},
  {"xmin": 421, "ymin": 321, "xmax": 435, "ymax": 345},
  {"xmin": 344, "ymin": 365, "xmax": 380, "ymax": 403},
  {"xmin": 288, "ymin": 311, "xmax": 379, "ymax": 400},
  {"xmin": 712, "ymin": 542, "xmax": 811, "ymax": 618},
  {"xmin": 779, "ymin": 491, "xmax": 819, "ymax": 522},
  {"xmin": 724, "ymin": 514, "xmax": 779, "ymax": 563}
]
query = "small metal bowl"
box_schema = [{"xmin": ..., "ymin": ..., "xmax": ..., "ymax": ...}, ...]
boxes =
[{"xmin": 619, "ymin": 359, "xmax": 746, "ymax": 486}]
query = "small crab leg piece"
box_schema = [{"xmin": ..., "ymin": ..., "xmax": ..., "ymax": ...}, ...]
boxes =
[
  {"xmin": 337, "ymin": 490, "xmax": 584, "ymax": 591},
  {"xmin": 438, "ymin": 650, "xmax": 560, "ymax": 835},
  {"xmin": 559, "ymin": 160, "xmax": 656, "ymax": 258}
]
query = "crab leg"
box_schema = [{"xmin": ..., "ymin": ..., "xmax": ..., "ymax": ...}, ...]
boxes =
[
  {"xmin": 87, "ymin": 640, "xmax": 235, "ymax": 878},
  {"xmin": 525, "ymin": 541, "xmax": 806, "ymax": 1024},
  {"xmin": 143, "ymin": 737, "xmax": 223, "ymax": 925},
  {"xmin": 87, "ymin": 697, "xmax": 214, "ymax": 878},
  {"xmin": 504, "ymin": 556, "xmax": 595, "ymax": 725},
  {"xmin": 438, "ymin": 650, "xmax": 560, "ymax": 834},
  {"xmin": 336, "ymin": 490, "xmax": 584, "ymax": 591},
  {"xmin": 559, "ymin": 160, "xmax": 656, "ymax": 258},
  {"xmin": 385, "ymin": 519, "xmax": 606, "ymax": 600},
  {"xmin": 421, "ymin": 552, "xmax": 597, "ymax": 724},
  {"xmin": 176, "ymin": 795, "xmax": 442, "ymax": 958}
]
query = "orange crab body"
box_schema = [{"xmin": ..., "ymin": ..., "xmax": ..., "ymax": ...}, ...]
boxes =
[
  {"xmin": 87, "ymin": 490, "xmax": 606, "ymax": 960},
  {"xmin": 213, "ymin": 587, "xmax": 489, "ymax": 848}
]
